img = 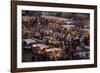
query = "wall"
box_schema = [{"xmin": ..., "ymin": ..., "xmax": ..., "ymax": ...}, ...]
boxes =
[{"xmin": 0, "ymin": 0, "xmax": 99, "ymax": 73}]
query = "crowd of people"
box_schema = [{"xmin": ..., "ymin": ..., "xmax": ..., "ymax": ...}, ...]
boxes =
[{"xmin": 22, "ymin": 11, "xmax": 90, "ymax": 62}]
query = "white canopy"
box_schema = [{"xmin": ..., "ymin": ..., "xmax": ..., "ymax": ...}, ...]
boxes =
[
  {"xmin": 83, "ymin": 28, "xmax": 89, "ymax": 32},
  {"xmin": 32, "ymin": 44, "xmax": 49, "ymax": 49},
  {"xmin": 46, "ymin": 48, "xmax": 62, "ymax": 52},
  {"xmin": 62, "ymin": 25, "xmax": 75, "ymax": 29},
  {"xmin": 23, "ymin": 39, "xmax": 36, "ymax": 44}
]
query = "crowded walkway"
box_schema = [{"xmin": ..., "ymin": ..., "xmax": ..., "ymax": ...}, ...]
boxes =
[{"xmin": 22, "ymin": 11, "xmax": 90, "ymax": 62}]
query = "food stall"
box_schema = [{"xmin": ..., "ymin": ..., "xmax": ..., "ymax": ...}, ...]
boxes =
[
  {"xmin": 22, "ymin": 39, "xmax": 36, "ymax": 50},
  {"xmin": 45, "ymin": 48, "xmax": 62, "ymax": 60},
  {"xmin": 32, "ymin": 44, "xmax": 49, "ymax": 55},
  {"xmin": 62, "ymin": 25, "xmax": 75, "ymax": 30}
]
